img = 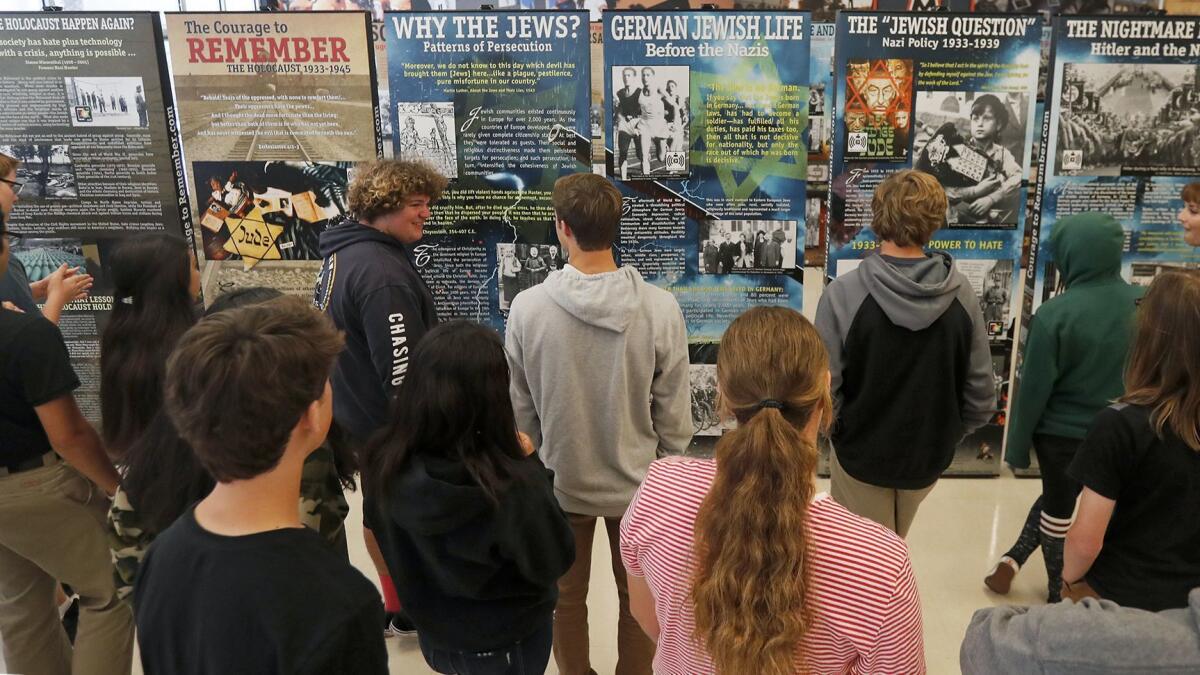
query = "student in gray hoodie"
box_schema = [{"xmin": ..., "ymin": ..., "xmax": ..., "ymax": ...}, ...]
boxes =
[
  {"xmin": 505, "ymin": 172, "xmax": 691, "ymax": 675},
  {"xmin": 815, "ymin": 169, "xmax": 995, "ymax": 538},
  {"xmin": 961, "ymin": 589, "xmax": 1200, "ymax": 674}
]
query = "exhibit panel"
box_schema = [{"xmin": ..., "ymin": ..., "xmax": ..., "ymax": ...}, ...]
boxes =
[
  {"xmin": 384, "ymin": 10, "xmax": 592, "ymax": 330},
  {"xmin": 164, "ymin": 11, "xmax": 380, "ymax": 299},
  {"xmin": 805, "ymin": 20, "xmax": 834, "ymax": 261},
  {"xmin": 372, "ymin": 19, "xmax": 393, "ymax": 158},
  {"xmin": 1027, "ymin": 14, "xmax": 1200, "ymax": 313},
  {"xmin": 1015, "ymin": 15, "xmax": 1200, "ymax": 472},
  {"xmin": 603, "ymin": 10, "xmax": 810, "ymax": 442},
  {"xmin": 827, "ymin": 12, "xmax": 1042, "ymax": 474},
  {"xmin": 0, "ymin": 12, "xmax": 190, "ymax": 424}
]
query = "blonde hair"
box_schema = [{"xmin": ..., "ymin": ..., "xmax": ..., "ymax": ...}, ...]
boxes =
[
  {"xmin": 871, "ymin": 169, "xmax": 947, "ymax": 247},
  {"xmin": 1121, "ymin": 270, "xmax": 1200, "ymax": 451},
  {"xmin": 692, "ymin": 307, "xmax": 832, "ymax": 675},
  {"xmin": 348, "ymin": 160, "xmax": 448, "ymax": 222},
  {"xmin": 0, "ymin": 152, "xmax": 18, "ymax": 178}
]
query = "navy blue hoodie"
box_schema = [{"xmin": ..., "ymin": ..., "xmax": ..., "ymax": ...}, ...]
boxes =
[{"xmin": 314, "ymin": 217, "xmax": 437, "ymax": 444}]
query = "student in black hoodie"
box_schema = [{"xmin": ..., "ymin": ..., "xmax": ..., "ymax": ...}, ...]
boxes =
[
  {"xmin": 313, "ymin": 159, "xmax": 447, "ymax": 632},
  {"xmin": 815, "ymin": 169, "xmax": 995, "ymax": 538},
  {"xmin": 365, "ymin": 320, "xmax": 575, "ymax": 675}
]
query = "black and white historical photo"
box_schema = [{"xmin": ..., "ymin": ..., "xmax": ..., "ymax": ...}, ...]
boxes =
[
  {"xmin": 1055, "ymin": 63, "xmax": 1200, "ymax": 176},
  {"xmin": 396, "ymin": 101, "xmax": 458, "ymax": 179},
  {"xmin": 612, "ymin": 65, "xmax": 690, "ymax": 180},
  {"xmin": 64, "ymin": 77, "xmax": 148, "ymax": 128},
  {"xmin": 805, "ymin": 197, "xmax": 823, "ymax": 248},
  {"xmin": 807, "ymin": 85, "xmax": 831, "ymax": 158},
  {"xmin": 913, "ymin": 91, "xmax": 1028, "ymax": 228},
  {"xmin": 10, "ymin": 238, "xmax": 97, "ymax": 283},
  {"xmin": 0, "ymin": 144, "xmax": 78, "ymax": 200},
  {"xmin": 957, "ymin": 258, "xmax": 1016, "ymax": 338},
  {"xmin": 497, "ymin": 242, "xmax": 566, "ymax": 311},
  {"xmin": 690, "ymin": 364, "xmax": 734, "ymax": 437},
  {"xmin": 203, "ymin": 261, "xmax": 324, "ymax": 300},
  {"xmin": 1040, "ymin": 260, "xmax": 1066, "ymax": 304},
  {"xmin": 698, "ymin": 219, "xmax": 797, "ymax": 274},
  {"xmin": 806, "ymin": 0, "xmax": 871, "ymax": 21}
]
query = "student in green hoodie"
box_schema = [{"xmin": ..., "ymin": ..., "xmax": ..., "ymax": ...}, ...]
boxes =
[{"xmin": 985, "ymin": 212, "xmax": 1144, "ymax": 602}]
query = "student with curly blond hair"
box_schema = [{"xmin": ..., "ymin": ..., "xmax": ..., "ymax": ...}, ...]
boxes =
[
  {"xmin": 815, "ymin": 169, "xmax": 994, "ymax": 537},
  {"xmin": 620, "ymin": 307, "xmax": 925, "ymax": 674},
  {"xmin": 313, "ymin": 159, "xmax": 448, "ymax": 635}
]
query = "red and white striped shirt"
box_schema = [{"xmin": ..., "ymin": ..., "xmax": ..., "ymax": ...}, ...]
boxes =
[{"xmin": 620, "ymin": 457, "xmax": 926, "ymax": 674}]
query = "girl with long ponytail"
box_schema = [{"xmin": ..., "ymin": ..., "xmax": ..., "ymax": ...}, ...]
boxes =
[{"xmin": 620, "ymin": 307, "xmax": 926, "ymax": 674}]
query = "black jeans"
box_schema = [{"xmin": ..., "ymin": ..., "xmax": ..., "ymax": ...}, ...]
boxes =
[
  {"xmin": 1033, "ymin": 433, "xmax": 1083, "ymax": 520},
  {"xmin": 420, "ymin": 615, "xmax": 553, "ymax": 675}
]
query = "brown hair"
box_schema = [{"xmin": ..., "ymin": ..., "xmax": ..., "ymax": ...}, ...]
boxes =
[
  {"xmin": 348, "ymin": 160, "xmax": 448, "ymax": 223},
  {"xmin": 0, "ymin": 152, "xmax": 17, "ymax": 178},
  {"xmin": 1121, "ymin": 270, "xmax": 1200, "ymax": 451},
  {"xmin": 692, "ymin": 307, "xmax": 833, "ymax": 675},
  {"xmin": 164, "ymin": 296, "xmax": 344, "ymax": 482},
  {"xmin": 1182, "ymin": 181, "xmax": 1200, "ymax": 205},
  {"xmin": 872, "ymin": 169, "xmax": 947, "ymax": 247},
  {"xmin": 552, "ymin": 172, "xmax": 621, "ymax": 251}
]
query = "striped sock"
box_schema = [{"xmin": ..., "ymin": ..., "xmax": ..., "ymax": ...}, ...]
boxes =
[{"xmin": 1039, "ymin": 512, "xmax": 1071, "ymax": 540}]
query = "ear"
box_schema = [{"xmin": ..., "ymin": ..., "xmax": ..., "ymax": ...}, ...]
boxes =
[
  {"xmin": 556, "ymin": 217, "xmax": 573, "ymax": 242},
  {"xmin": 298, "ymin": 382, "xmax": 333, "ymax": 436},
  {"xmin": 295, "ymin": 398, "xmax": 322, "ymax": 435}
]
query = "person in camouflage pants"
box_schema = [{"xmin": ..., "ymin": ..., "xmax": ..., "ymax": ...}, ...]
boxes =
[{"xmin": 109, "ymin": 444, "xmax": 350, "ymax": 602}]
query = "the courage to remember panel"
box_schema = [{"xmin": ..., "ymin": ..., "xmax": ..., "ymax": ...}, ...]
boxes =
[
  {"xmin": 384, "ymin": 10, "xmax": 592, "ymax": 330},
  {"xmin": 164, "ymin": 11, "xmax": 380, "ymax": 299},
  {"xmin": 0, "ymin": 12, "xmax": 189, "ymax": 424}
]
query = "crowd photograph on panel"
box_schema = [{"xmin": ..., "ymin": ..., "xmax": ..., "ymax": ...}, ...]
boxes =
[{"xmin": 3, "ymin": 3, "xmax": 1200, "ymax": 675}]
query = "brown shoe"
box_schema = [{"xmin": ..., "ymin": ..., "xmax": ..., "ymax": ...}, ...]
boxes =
[{"xmin": 984, "ymin": 557, "xmax": 1018, "ymax": 595}]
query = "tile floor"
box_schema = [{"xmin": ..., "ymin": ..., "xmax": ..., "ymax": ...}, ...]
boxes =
[{"xmin": 361, "ymin": 474, "xmax": 1048, "ymax": 675}]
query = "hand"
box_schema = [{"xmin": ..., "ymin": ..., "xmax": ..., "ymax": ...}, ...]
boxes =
[
  {"xmin": 1, "ymin": 301, "xmax": 24, "ymax": 313},
  {"xmin": 975, "ymin": 176, "xmax": 1002, "ymax": 195},
  {"xmin": 517, "ymin": 432, "xmax": 535, "ymax": 457},
  {"xmin": 968, "ymin": 198, "xmax": 994, "ymax": 219},
  {"xmin": 46, "ymin": 264, "xmax": 93, "ymax": 307}
]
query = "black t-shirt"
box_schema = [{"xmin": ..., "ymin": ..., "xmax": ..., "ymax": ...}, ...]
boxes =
[
  {"xmin": 0, "ymin": 258, "xmax": 41, "ymax": 315},
  {"xmin": 134, "ymin": 507, "xmax": 388, "ymax": 675},
  {"xmin": 1068, "ymin": 404, "xmax": 1200, "ymax": 611},
  {"xmin": 0, "ymin": 308, "xmax": 78, "ymax": 466}
]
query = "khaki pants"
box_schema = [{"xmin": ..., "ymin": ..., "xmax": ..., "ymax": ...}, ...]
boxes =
[
  {"xmin": 553, "ymin": 512, "xmax": 653, "ymax": 675},
  {"xmin": 830, "ymin": 451, "xmax": 936, "ymax": 539},
  {"xmin": 0, "ymin": 462, "xmax": 133, "ymax": 675}
]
